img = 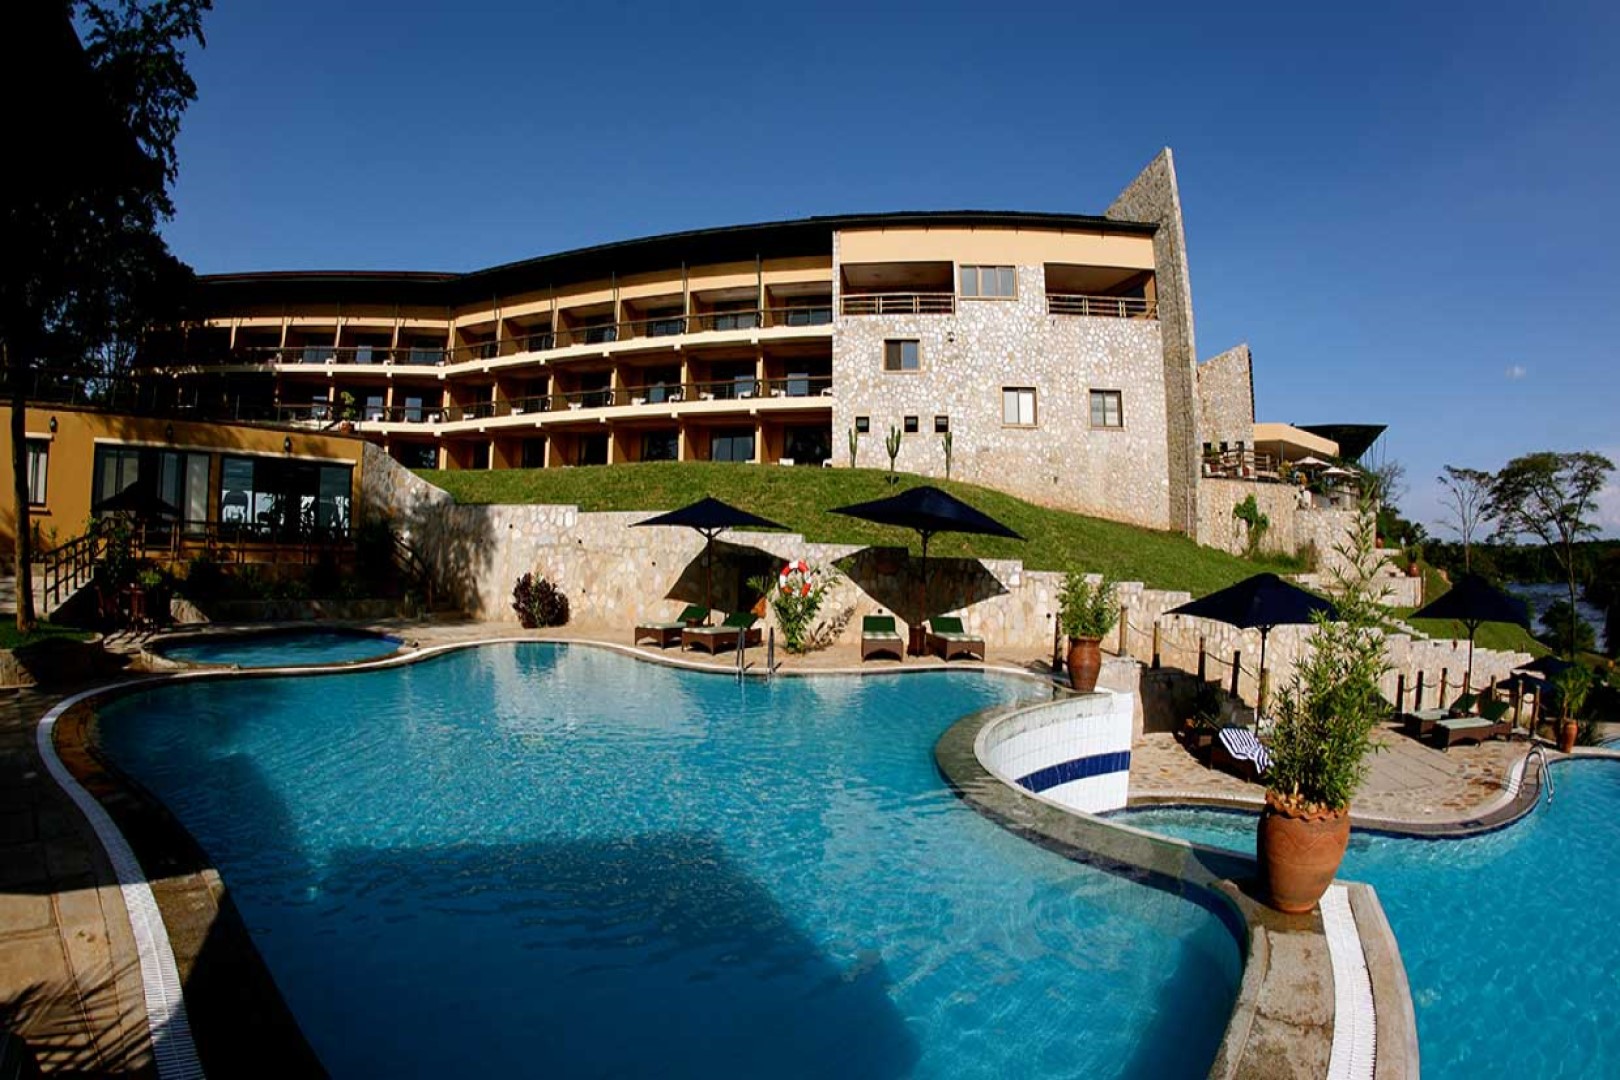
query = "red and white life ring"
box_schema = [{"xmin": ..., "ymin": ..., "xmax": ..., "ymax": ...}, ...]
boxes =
[{"xmin": 779, "ymin": 560, "xmax": 811, "ymax": 595}]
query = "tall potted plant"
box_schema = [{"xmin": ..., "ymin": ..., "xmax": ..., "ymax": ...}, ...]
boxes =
[
  {"xmin": 1058, "ymin": 572, "xmax": 1118, "ymax": 693},
  {"xmin": 1259, "ymin": 498, "xmax": 1389, "ymax": 913},
  {"xmin": 1553, "ymin": 665, "xmax": 1593, "ymax": 753}
]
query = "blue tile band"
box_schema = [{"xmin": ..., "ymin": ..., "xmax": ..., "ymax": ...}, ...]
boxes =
[{"xmin": 1016, "ymin": 751, "xmax": 1132, "ymax": 794}]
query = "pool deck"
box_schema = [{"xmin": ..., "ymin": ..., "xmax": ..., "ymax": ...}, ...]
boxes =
[{"xmin": 0, "ymin": 616, "xmax": 1604, "ymax": 1075}]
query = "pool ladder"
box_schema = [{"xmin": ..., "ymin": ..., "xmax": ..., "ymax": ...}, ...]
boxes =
[{"xmin": 1526, "ymin": 744, "xmax": 1554, "ymax": 804}]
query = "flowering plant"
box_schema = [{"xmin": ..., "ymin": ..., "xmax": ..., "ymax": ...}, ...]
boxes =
[{"xmin": 749, "ymin": 561, "xmax": 835, "ymax": 653}]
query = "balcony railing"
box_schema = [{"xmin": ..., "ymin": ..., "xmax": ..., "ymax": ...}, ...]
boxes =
[
  {"xmin": 1046, "ymin": 294, "xmax": 1158, "ymax": 319},
  {"xmin": 840, "ymin": 292, "xmax": 955, "ymax": 316}
]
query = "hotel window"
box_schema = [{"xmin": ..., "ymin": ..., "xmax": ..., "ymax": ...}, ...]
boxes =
[
  {"xmin": 710, "ymin": 301, "xmax": 759, "ymax": 332},
  {"xmin": 1002, "ymin": 387, "xmax": 1037, "ymax": 427},
  {"xmin": 93, "ymin": 446, "xmax": 209, "ymax": 528},
  {"xmin": 883, "ymin": 339, "xmax": 919, "ymax": 372},
  {"xmin": 642, "ymin": 431, "xmax": 679, "ymax": 462},
  {"xmin": 1090, "ymin": 389, "xmax": 1124, "ymax": 428},
  {"xmin": 855, "ymin": 416, "xmax": 871, "ymax": 434},
  {"xmin": 903, "ymin": 415, "xmax": 919, "ymax": 434},
  {"xmin": 960, "ymin": 265, "xmax": 1016, "ymax": 299},
  {"xmin": 710, "ymin": 428, "xmax": 756, "ymax": 463},
  {"xmin": 25, "ymin": 440, "xmax": 48, "ymax": 506},
  {"xmin": 934, "ymin": 415, "xmax": 950, "ymax": 434},
  {"xmin": 220, "ymin": 455, "xmax": 353, "ymax": 536},
  {"xmin": 783, "ymin": 298, "xmax": 832, "ymax": 326},
  {"xmin": 646, "ymin": 307, "xmax": 685, "ymax": 337},
  {"xmin": 365, "ymin": 394, "xmax": 385, "ymax": 421}
]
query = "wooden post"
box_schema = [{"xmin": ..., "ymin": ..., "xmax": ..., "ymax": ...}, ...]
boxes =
[
  {"xmin": 1415, "ymin": 671, "xmax": 1426, "ymax": 710},
  {"xmin": 1258, "ymin": 668, "xmax": 1270, "ymax": 716},
  {"xmin": 1197, "ymin": 635, "xmax": 1207, "ymax": 682},
  {"xmin": 1395, "ymin": 673, "xmax": 1406, "ymax": 714},
  {"xmin": 1151, "ymin": 622, "xmax": 1162, "ymax": 670},
  {"xmin": 1117, "ymin": 604, "xmax": 1130, "ymax": 658},
  {"xmin": 1051, "ymin": 618, "xmax": 1063, "ymax": 674},
  {"xmin": 1439, "ymin": 668, "xmax": 1449, "ymax": 705},
  {"xmin": 1230, "ymin": 651, "xmax": 1242, "ymax": 699}
]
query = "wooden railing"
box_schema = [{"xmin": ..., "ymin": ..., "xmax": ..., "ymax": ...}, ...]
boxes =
[
  {"xmin": 1046, "ymin": 294, "xmax": 1158, "ymax": 319},
  {"xmin": 840, "ymin": 292, "xmax": 955, "ymax": 316},
  {"xmin": 41, "ymin": 529, "xmax": 105, "ymax": 613}
]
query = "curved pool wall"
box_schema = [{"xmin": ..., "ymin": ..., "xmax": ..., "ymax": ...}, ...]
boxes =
[
  {"xmin": 1115, "ymin": 758, "xmax": 1620, "ymax": 1079},
  {"xmin": 977, "ymin": 689, "xmax": 1134, "ymax": 812},
  {"xmin": 150, "ymin": 626, "xmax": 404, "ymax": 667},
  {"xmin": 76, "ymin": 641, "xmax": 1246, "ymax": 1079}
]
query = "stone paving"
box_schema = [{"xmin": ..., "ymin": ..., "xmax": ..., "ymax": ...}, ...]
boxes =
[{"xmin": 0, "ymin": 616, "xmax": 1540, "ymax": 1073}]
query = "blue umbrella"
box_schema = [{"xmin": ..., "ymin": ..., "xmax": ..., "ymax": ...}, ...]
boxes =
[
  {"xmin": 632, "ymin": 497, "xmax": 785, "ymax": 614},
  {"xmin": 1412, "ymin": 573, "xmax": 1529, "ymax": 690},
  {"xmin": 1167, "ymin": 573, "xmax": 1337, "ymax": 676}
]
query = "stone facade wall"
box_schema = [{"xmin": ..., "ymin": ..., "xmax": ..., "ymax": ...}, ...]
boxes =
[
  {"xmin": 362, "ymin": 447, "xmax": 1527, "ymax": 711},
  {"xmin": 830, "ymin": 264, "xmax": 1171, "ymax": 529},
  {"xmin": 1195, "ymin": 344, "xmax": 1255, "ymax": 451},
  {"xmin": 1196, "ymin": 477, "xmax": 1360, "ymax": 576},
  {"xmin": 1107, "ymin": 148, "xmax": 1200, "ymax": 537}
]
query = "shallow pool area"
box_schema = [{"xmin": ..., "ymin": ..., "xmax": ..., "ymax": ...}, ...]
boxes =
[
  {"xmin": 1117, "ymin": 763, "xmax": 1620, "ymax": 1078},
  {"xmin": 152, "ymin": 627, "xmax": 402, "ymax": 667},
  {"xmin": 96, "ymin": 643, "xmax": 1242, "ymax": 1079}
]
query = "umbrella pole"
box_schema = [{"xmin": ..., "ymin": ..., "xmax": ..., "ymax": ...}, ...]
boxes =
[
  {"xmin": 1258, "ymin": 627, "xmax": 1269, "ymax": 715},
  {"xmin": 1466, "ymin": 622, "xmax": 1477, "ymax": 695},
  {"xmin": 704, "ymin": 530, "xmax": 715, "ymax": 621}
]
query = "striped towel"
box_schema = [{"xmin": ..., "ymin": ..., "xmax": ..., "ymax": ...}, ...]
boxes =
[{"xmin": 1219, "ymin": 727, "xmax": 1272, "ymax": 775}]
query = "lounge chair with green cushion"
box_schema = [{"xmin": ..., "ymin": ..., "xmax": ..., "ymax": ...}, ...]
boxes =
[
  {"xmin": 1432, "ymin": 706, "xmax": 1511, "ymax": 750},
  {"xmin": 681, "ymin": 612, "xmax": 762, "ymax": 655},
  {"xmin": 861, "ymin": 615, "xmax": 904, "ymax": 662},
  {"xmin": 1401, "ymin": 707, "xmax": 1451, "ymax": 740},
  {"xmin": 1447, "ymin": 692, "xmax": 1478, "ymax": 717},
  {"xmin": 925, "ymin": 616, "xmax": 985, "ymax": 662},
  {"xmin": 634, "ymin": 605, "xmax": 709, "ymax": 648}
]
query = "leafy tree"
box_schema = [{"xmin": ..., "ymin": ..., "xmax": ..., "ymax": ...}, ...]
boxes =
[
  {"xmin": 1489, "ymin": 451, "xmax": 1616, "ymax": 658},
  {"xmin": 1437, "ymin": 465, "xmax": 1495, "ymax": 573},
  {"xmin": 1540, "ymin": 600, "xmax": 1596, "ymax": 657},
  {"xmin": 1, "ymin": 1, "xmax": 208, "ymax": 631},
  {"xmin": 1589, "ymin": 549, "xmax": 1620, "ymax": 658}
]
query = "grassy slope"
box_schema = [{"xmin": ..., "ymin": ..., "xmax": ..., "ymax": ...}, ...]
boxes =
[
  {"xmin": 1399, "ymin": 562, "xmax": 1550, "ymax": 656},
  {"xmin": 0, "ymin": 621, "xmax": 94, "ymax": 650},
  {"xmin": 417, "ymin": 463, "xmax": 1301, "ymax": 597}
]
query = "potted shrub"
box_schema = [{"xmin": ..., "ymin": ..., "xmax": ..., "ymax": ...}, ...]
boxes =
[
  {"xmin": 748, "ymin": 561, "xmax": 836, "ymax": 654},
  {"xmin": 1553, "ymin": 665, "xmax": 1593, "ymax": 753},
  {"xmin": 1259, "ymin": 499, "xmax": 1388, "ymax": 913},
  {"xmin": 1058, "ymin": 572, "xmax": 1118, "ymax": 693}
]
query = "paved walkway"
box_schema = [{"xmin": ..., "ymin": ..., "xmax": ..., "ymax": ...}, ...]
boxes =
[{"xmin": 0, "ymin": 618, "xmax": 1541, "ymax": 1073}]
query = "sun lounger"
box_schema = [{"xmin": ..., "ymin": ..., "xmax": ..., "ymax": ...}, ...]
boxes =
[
  {"xmin": 634, "ymin": 604, "xmax": 709, "ymax": 648},
  {"xmin": 861, "ymin": 615, "xmax": 904, "ymax": 662},
  {"xmin": 681, "ymin": 612, "xmax": 762, "ymax": 655},
  {"xmin": 1432, "ymin": 700, "xmax": 1512, "ymax": 749},
  {"xmin": 925, "ymin": 616, "xmax": 984, "ymax": 662},
  {"xmin": 1210, "ymin": 726, "xmax": 1271, "ymax": 783},
  {"xmin": 1401, "ymin": 707, "xmax": 1451, "ymax": 740}
]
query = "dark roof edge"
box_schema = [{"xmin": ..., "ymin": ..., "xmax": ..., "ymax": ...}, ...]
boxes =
[{"xmin": 195, "ymin": 210, "xmax": 1157, "ymax": 291}]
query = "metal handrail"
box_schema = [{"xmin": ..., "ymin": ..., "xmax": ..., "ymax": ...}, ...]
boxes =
[
  {"xmin": 840, "ymin": 292, "xmax": 955, "ymax": 316},
  {"xmin": 41, "ymin": 529, "xmax": 104, "ymax": 612},
  {"xmin": 1046, "ymin": 294, "xmax": 1159, "ymax": 319}
]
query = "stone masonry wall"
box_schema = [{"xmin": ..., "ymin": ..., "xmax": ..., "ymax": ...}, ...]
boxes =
[
  {"xmin": 362, "ymin": 446, "xmax": 1528, "ymax": 709},
  {"xmin": 1195, "ymin": 344, "xmax": 1255, "ymax": 452},
  {"xmin": 831, "ymin": 264, "xmax": 1171, "ymax": 529},
  {"xmin": 1107, "ymin": 148, "xmax": 1200, "ymax": 537}
]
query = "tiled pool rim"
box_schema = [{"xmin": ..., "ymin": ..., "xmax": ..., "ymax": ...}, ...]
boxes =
[
  {"xmin": 141, "ymin": 624, "xmax": 410, "ymax": 669},
  {"xmin": 45, "ymin": 631, "xmax": 1557, "ymax": 1079}
]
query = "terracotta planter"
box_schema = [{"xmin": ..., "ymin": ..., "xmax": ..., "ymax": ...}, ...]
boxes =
[
  {"xmin": 1067, "ymin": 636, "xmax": 1103, "ymax": 693},
  {"xmin": 1559, "ymin": 718, "xmax": 1579, "ymax": 754},
  {"xmin": 1257, "ymin": 794, "xmax": 1351, "ymax": 914}
]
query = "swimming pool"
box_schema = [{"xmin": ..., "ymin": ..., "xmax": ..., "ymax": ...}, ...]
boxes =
[
  {"xmin": 152, "ymin": 627, "xmax": 403, "ymax": 667},
  {"xmin": 96, "ymin": 643, "xmax": 1242, "ymax": 1078},
  {"xmin": 1116, "ymin": 762, "xmax": 1620, "ymax": 1077}
]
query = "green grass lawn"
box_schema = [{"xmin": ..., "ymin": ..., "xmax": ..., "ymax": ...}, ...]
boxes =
[
  {"xmin": 0, "ymin": 621, "xmax": 94, "ymax": 651},
  {"xmin": 417, "ymin": 463, "xmax": 1303, "ymax": 597}
]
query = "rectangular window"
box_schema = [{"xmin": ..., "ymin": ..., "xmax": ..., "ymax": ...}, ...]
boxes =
[
  {"xmin": 646, "ymin": 307, "xmax": 685, "ymax": 337},
  {"xmin": 25, "ymin": 440, "xmax": 48, "ymax": 506},
  {"xmin": 934, "ymin": 415, "xmax": 950, "ymax": 434},
  {"xmin": 783, "ymin": 300, "xmax": 832, "ymax": 326},
  {"xmin": 219, "ymin": 455, "xmax": 352, "ymax": 537},
  {"xmin": 365, "ymin": 394, "xmax": 385, "ymax": 421},
  {"xmin": 642, "ymin": 431, "xmax": 679, "ymax": 462},
  {"xmin": 710, "ymin": 301, "xmax": 759, "ymax": 332},
  {"xmin": 1090, "ymin": 389, "xmax": 1124, "ymax": 428},
  {"xmin": 883, "ymin": 339, "xmax": 919, "ymax": 372},
  {"xmin": 960, "ymin": 265, "xmax": 1016, "ymax": 299},
  {"xmin": 408, "ymin": 345, "xmax": 443, "ymax": 366},
  {"xmin": 710, "ymin": 428, "xmax": 756, "ymax": 463},
  {"xmin": 855, "ymin": 416, "xmax": 870, "ymax": 434},
  {"xmin": 404, "ymin": 395, "xmax": 424, "ymax": 423},
  {"xmin": 1002, "ymin": 387, "xmax": 1037, "ymax": 427},
  {"xmin": 903, "ymin": 415, "xmax": 919, "ymax": 434},
  {"xmin": 784, "ymin": 425, "xmax": 832, "ymax": 465}
]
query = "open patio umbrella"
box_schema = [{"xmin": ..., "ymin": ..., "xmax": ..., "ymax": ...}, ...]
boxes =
[
  {"xmin": 1292, "ymin": 456, "xmax": 1331, "ymax": 471},
  {"xmin": 93, "ymin": 480, "xmax": 180, "ymax": 518},
  {"xmin": 829, "ymin": 485, "xmax": 1023, "ymax": 625},
  {"xmin": 1167, "ymin": 573, "xmax": 1337, "ymax": 678},
  {"xmin": 631, "ymin": 497, "xmax": 785, "ymax": 615},
  {"xmin": 1411, "ymin": 573, "xmax": 1529, "ymax": 692},
  {"xmin": 1320, "ymin": 466, "xmax": 1358, "ymax": 480},
  {"xmin": 1513, "ymin": 654, "xmax": 1575, "ymax": 681}
]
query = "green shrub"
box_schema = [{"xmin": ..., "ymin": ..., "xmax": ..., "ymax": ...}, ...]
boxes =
[
  {"xmin": 1058, "ymin": 572, "xmax": 1119, "ymax": 640},
  {"xmin": 748, "ymin": 561, "xmax": 836, "ymax": 654},
  {"xmin": 512, "ymin": 573, "xmax": 570, "ymax": 628},
  {"xmin": 1232, "ymin": 494, "xmax": 1271, "ymax": 559}
]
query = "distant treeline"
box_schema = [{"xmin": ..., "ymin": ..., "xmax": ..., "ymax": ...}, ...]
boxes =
[{"xmin": 1425, "ymin": 540, "xmax": 1620, "ymax": 591}]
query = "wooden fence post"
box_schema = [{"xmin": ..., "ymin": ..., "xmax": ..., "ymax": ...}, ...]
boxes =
[
  {"xmin": 1440, "ymin": 668, "xmax": 1449, "ymax": 705},
  {"xmin": 1395, "ymin": 673, "xmax": 1406, "ymax": 714},
  {"xmin": 1151, "ymin": 622, "xmax": 1162, "ymax": 670},
  {"xmin": 1197, "ymin": 635, "xmax": 1207, "ymax": 682},
  {"xmin": 1117, "ymin": 605, "xmax": 1130, "ymax": 658},
  {"xmin": 1415, "ymin": 671, "xmax": 1426, "ymax": 710},
  {"xmin": 1230, "ymin": 651, "xmax": 1242, "ymax": 699}
]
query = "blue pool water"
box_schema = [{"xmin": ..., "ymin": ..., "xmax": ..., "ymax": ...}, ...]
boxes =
[
  {"xmin": 97, "ymin": 643, "xmax": 1242, "ymax": 1078},
  {"xmin": 154, "ymin": 628, "xmax": 402, "ymax": 667},
  {"xmin": 1116, "ymin": 765, "xmax": 1620, "ymax": 1078}
]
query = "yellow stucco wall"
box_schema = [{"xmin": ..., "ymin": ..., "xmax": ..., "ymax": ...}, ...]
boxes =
[{"xmin": 0, "ymin": 405, "xmax": 367, "ymax": 555}]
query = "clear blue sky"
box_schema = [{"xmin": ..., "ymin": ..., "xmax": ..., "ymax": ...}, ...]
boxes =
[{"xmin": 162, "ymin": 0, "xmax": 1620, "ymax": 535}]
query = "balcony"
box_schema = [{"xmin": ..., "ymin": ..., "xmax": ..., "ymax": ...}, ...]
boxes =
[
  {"xmin": 839, "ymin": 292, "xmax": 955, "ymax": 316},
  {"xmin": 1046, "ymin": 294, "xmax": 1158, "ymax": 320}
]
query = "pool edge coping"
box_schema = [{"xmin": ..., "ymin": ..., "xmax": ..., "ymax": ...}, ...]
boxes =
[{"xmin": 934, "ymin": 705, "xmax": 1420, "ymax": 1080}]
